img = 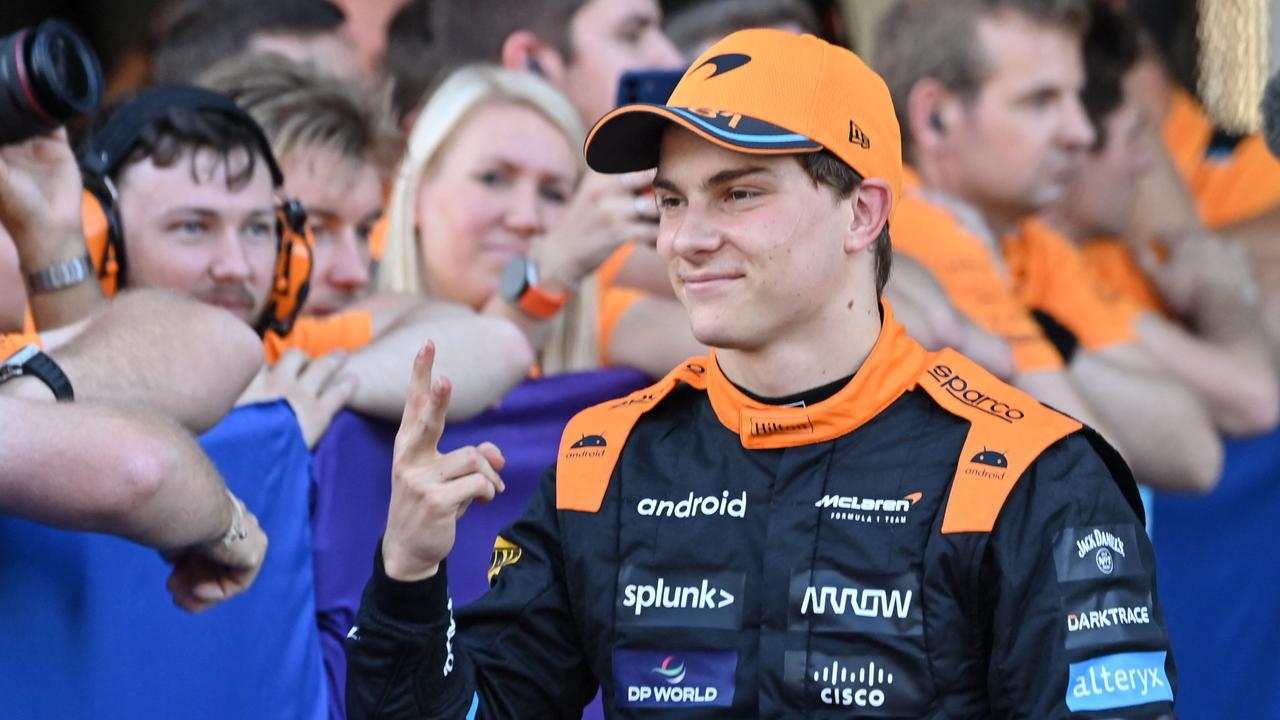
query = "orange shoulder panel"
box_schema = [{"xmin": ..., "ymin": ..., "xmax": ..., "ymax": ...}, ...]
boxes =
[
  {"xmin": 917, "ymin": 348, "xmax": 1081, "ymax": 533},
  {"xmin": 1081, "ymin": 239, "xmax": 1168, "ymax": 316},
  {"xmin": 262, "ymin": 311, "xmax": 375, "ymax": 363},
  {"xmin": 556, "ymin": 358, "xmax": 709, "ymax": 512}
]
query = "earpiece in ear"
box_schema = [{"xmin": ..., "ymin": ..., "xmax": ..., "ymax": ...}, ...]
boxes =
[
  {"xmin": 526, "ymin": 56, "xmax": 545, "ymax": 76},
  {"xmin": 930, "ymin": 112, "xmax": 946, "ymax": 133}
]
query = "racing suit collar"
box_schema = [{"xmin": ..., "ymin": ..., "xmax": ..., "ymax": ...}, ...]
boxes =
[{"xmin": 706, "ymin": 300, "xmax": 929, "ymax": 449}]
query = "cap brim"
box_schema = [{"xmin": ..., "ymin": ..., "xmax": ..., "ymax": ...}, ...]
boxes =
[{"xmin": 584, "ymin": 104, "xmax": 822, "ymax": 174}]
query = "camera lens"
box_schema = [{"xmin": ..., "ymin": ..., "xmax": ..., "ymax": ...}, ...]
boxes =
[{"xmin": 0, "ymin": 19, "xmax": 104, "ymax": 145}]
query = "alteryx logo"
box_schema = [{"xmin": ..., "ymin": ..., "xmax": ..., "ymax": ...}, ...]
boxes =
[
  {"xmin": 615, "ymin": 649, "xmax": 736, "ymax": 708},
  {"xmin": 1066, "ymin": 651, "xmax": 1173, "ymax": 712}
]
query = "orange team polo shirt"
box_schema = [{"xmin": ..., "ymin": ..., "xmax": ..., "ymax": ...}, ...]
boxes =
[
  {"xmin": 1162, "ymin": 88, "xmax": 1280, "ymax": 228},
  {"xmin": 1080, "ymin": 238, "xmax": 1169, "ymax": 316},
  {"xmin": 1003, "ymin": 220, "xmax": 1144, "ymax": 350},
  {"xmin": 0, "ymin": 331, "xmax": 42, "ymax": 358},
  {"xmin": 262, "ymin": 310, "xmax": 374, "ymax": 364},
  {"xmin": 594, "ymin": 242, "xmax": 646, "ymax": 364},
  {"xmin": 892, "ymin": 181, "xmax": 1063, "ymax": 374}
]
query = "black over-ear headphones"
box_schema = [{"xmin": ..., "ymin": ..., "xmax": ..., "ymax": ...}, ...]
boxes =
[{"xmin": 78, "ymin": 85, "xmax": 312, "ymax": 337}]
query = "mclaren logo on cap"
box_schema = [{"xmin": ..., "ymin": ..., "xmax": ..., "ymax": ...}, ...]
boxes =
[{"xmin": 691, "ymin": 53, "xmax": 752, "ymax": 79}]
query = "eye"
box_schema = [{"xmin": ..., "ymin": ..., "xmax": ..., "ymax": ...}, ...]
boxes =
[
  {"xmin": 727, "ymin": 188, "xmax": 758, "ymax": 202},
  {"xmin": 245, "ymin": 221, "xmax": 275, "ymax": 243},
  {"xmin": 476, "ymin": 169, "xmax": 509, "ymax": 187},
  {"xmin": 539, "ymin": 185, "xmax": 570, "ymax": 204},
  {"xmin": 173, "ymin": 219, "xmax": 208, "ymax": 236},
  {"xmin": 655, "ymin": 194, "xmax": 684, "ymax": 211}
]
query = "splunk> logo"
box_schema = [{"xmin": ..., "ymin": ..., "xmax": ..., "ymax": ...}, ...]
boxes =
[
  {"xmin": 927, "ymin": 364, "xmax": 1025, "ymax": 423},
  {"xmin": 566, "ymin": 433, "xmax": 607, "ymax": 459},
  {"xmin": 622, "ymin": 577, "xmax": 736, "ymax": 616},
  {"xmin": 1066, "ymin": 651, "xmax": 1172, "ymax": 713}
]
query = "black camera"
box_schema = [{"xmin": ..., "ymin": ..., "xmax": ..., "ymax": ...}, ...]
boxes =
[{"xmin": 0, "ymin": 19, "xmax": 104, "ymax": 145}]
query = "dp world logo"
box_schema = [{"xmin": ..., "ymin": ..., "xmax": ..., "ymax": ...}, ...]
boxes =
[{"xmin": 652, "ymin": 656, "xmax": 686, "ymax": 684}]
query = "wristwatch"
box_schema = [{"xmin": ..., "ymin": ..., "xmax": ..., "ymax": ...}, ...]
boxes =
[
  {"xmin": 25, "ymin": 251, "xmax": 94, "ymax": 294},
  {"xmin": 500, "ymin": 256, "xmax": 570, "ymax": 320},
  {"xmin": 0, "ymin": 344, "xmax": 75, "ymax": 401}
]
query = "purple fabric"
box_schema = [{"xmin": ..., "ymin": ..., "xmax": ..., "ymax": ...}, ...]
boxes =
[{"xmin": 311, "ymin": 368, "xmax": 649, "ymax": 720}]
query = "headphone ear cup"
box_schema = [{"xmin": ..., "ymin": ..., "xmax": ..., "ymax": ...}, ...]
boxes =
[
  {"xmin": 81, "ymin": 188, "xmax": 119, "ymax": 297},
  {"xmin": 258, "ymin": 199, "xmax": 313, "ymax": 337}
]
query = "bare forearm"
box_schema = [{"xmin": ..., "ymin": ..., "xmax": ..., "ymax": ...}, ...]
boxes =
[
  {"xmin": 1136, "ymin": 312, "xmax": 1280, "ymax": 435},
  {"xmin": 0, "ymin": 398, "xmax": 232, "ymax": 550},
  {"xmin": 1012, "ymin": 369, "xmax": 1111, "ymax": 435},
  {"xmin": 50, "ymin": 289, "xmax": 263, "ymax": 432},
  {"xmin": 1069, "ymin": 349, "xmax": 1222, "ymax": 492},
  {"xmin": 16, "ymin": 227, "xmax": 104, "ymax": 330},
  {"xmin": 345, "ymin": 314, "xmax": 533, "ymax": 421}
]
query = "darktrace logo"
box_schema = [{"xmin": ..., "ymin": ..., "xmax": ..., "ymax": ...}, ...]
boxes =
[
  {"xmin": 566, "ymin": 433, "xmax": 607, "ymax": 459},
  {"xmin": 691, "ymin": 53, "xmax": 751, "ymax": 78},
  {"xmin": 848, "ymin": 120, "xmax": 871, "ymax": 148},
  {"xmin": 927, "ymin": 364, "xmax": 1025, "ymax": 423},
  {"xmin": 814, "ymin": 492, "xmax": 922, "ymax": 524},
  {"xmin": 749, "ymin": 415, "xmax": 814, "ymax": 437}
]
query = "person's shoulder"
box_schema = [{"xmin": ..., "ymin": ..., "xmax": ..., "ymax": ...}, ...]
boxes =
[
  {"xmin": 262, "ymin": 311, "xmax": 374, "ymax": 363},
  {"xmin": 555, "ymin": 357, "xmax": 710, "ymax": 513},
  {"xmin": 915, "ymin": 348, "xmax": 1090, "ymax": 533}
]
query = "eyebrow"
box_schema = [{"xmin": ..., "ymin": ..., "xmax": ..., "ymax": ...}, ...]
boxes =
[{"xmin": 653, "ymin": 165, "xmax": 772, "ymax": 193}]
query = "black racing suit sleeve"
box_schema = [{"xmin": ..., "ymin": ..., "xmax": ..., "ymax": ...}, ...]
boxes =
[
  {"xmin": 345, "ymin": 466, "xmax": 597, "ymax": 719},
  {"xmin": 981, "ymin": 430, "xmax": 1177, "ymax": 719}
]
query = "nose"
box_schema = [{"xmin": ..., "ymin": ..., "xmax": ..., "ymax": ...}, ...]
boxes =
[
  {"xmin": 662, "ymin": 199, "xmax": 723, "ymax": 262},
  {"xmin": 1061, "ymin": 92, "xmax": 1096, "ymax": 151},
  {"xmin": 328, "ymin": 229, "xmax": 371, "ymax": 291},
  {"xmin": 503, "ymin": 183, "xmax": 545, "ymax": 239},
  {"xmin": 209, "ymin": 228, "xmax": 252, "ymax": 282}
]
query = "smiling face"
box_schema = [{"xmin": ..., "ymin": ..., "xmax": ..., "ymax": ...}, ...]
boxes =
[
  {"xmin": 281, "ymin": 145, "xmax": 382, "ymax": 316},
  {"xmin": 413, "ymin": 101, "xmax": 578, "ymax": 309},
  {"xmin": 942, "ymin": 11, "xmax": 1094, "ymax": 225},
  {"xmin": 652, "ymin": 127, "xmax": 874, "ymax": 352},
  {"xmin": 116, "ymin": 147, "xmax": 277, "ymax": 325}
]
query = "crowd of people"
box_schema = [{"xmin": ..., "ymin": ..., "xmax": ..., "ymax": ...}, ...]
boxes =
[{"xmin": 2, "ymin": 0, "xmax": 1279, "ymax": 717}]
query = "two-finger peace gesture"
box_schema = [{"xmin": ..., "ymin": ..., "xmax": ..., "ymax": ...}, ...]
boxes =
[{"xmin": 382, "ymin": 341, "xmax": 506, "ymax": 582}]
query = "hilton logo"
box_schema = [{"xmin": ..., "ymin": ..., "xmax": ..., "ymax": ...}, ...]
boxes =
[{"xmin": 749, "ymin": 417, "xmax": 814, "ymax": 437}]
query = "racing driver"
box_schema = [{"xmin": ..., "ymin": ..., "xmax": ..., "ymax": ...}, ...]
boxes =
[{"xmin": 345, "ymin": 29, "xmax": 1177, "ymax": 719}]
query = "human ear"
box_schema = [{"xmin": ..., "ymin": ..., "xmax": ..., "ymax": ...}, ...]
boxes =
[{"xmin": 844, "ymin": 179, "xmax": 892, "ymax": 254}]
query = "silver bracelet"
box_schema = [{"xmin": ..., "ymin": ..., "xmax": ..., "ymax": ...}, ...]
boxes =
[
  {"xmin": 220, "ymin": 490, "xmax": 249, "ymax": 548},
  {"xmin": 25, "ymin": 251, "xmax": 94, "ymax": 294}
]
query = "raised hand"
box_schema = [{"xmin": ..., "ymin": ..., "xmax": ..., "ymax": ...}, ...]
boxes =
[{"xmin": 381, "ymin": 340, "xmax": 506, "ymax": 582}]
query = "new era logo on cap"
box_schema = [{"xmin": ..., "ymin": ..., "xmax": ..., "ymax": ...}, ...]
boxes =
[{"xmin": 584, "ymin": 28, "xmax": 902, "ymax": 216}]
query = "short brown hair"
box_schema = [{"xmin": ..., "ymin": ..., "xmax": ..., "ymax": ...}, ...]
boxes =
[
  {"xmin": 875, "ymin": 0, "xmax": 1089, "ymax": 160},
  {"xmin": 431, "ymin": 0, "xmax": 585, "ymax": 70},
  {"xmin": 199, "ymin": 54, "xmax": 403, "ymax": 183},
  {"xmin": 797, "ymin": 150, "xmax": 893, "ymax": 296}
]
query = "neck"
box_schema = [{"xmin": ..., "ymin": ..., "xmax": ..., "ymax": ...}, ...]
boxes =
[
  {"xmin": 1042, "ymin": 207, "xmax": 1087, "ymax": 245},
  {"xmin": 915, "ymin": 155, "xmax": 1020, "ymax": 240},
  {"xmin": 715, "ymin": 295, "xmax": 882, "ymax": 397}
]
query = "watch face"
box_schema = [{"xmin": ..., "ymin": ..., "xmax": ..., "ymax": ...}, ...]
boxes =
[{"xmin": 500, "ymin": 256, "xmax": 529, "ymax": 302}]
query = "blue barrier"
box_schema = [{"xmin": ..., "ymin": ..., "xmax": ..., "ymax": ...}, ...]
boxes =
[
  {"xmin": 1153, "ymin": 426, "xmax": 1280, "ymax": 719},
  {"xmin": 0, "ymin": 401, "xmax": 326, "ymax": 720},
  {"xmin": 312, "ymin": 368, "xmax": 649, "ymax": 720}
]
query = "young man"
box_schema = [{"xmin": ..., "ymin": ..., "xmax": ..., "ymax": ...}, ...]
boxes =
[
  {"xmin": 199, "ymin": 53, "xmax": 403, "ymax": 318},
  {"xmin": 1045, "ymin": 1, "xmax": 1279, "ymax": 436},
  {"xmin": 78, "ymin": 88, "xmax": 532, "ymax": 433},
  {"xmin": 875, "ymin": 0, "xmax": 1220, "ymax": 492},
  {"xmin": 345, "ymin": 29, "xmax": 1177, "ymax": 718}
]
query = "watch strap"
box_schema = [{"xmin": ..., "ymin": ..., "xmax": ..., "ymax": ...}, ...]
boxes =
[
  {"xmin": 1, "ymin": 344, "xmax": 74, "ymax": 401},
  {"xmin": 26, "ymin": 251, "xmax": 94, "ymax": 294},
  {"xmin": 517, "ymin": 283, "xmax": 570, "ymax": 319}
]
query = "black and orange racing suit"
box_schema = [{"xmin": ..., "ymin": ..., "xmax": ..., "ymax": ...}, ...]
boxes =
[{"xmin": 345, "ymin": 307, "xmax": 1177, "ymax": 719}]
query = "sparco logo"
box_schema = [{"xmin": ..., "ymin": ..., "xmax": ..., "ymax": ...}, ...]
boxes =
[
  {"xmin": 814, "ymin": 492, "xmax": 922, "ymax": 524},
  {"xmin": 638, "ymin": 491, "xmax": 746, "ymax": 519},
  {"xmin": 927, "ymin": 364, "xmax": 1025, "ymax": 423},
  {"xmin": 800, "ymin": 585, "xmax": 913, "ymax": 619},
  {"xmin": 622, "ymin": 578, "xmax": 736, "ymax": 616},
  {"xmin": 1077, "ymin": 528, "xmax": 1126, "ymax": 574}
]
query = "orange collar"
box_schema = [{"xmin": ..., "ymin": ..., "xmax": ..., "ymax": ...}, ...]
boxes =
[{"xmin": 704, "ymin": 302, "xmax": 929, "ymax": 449}]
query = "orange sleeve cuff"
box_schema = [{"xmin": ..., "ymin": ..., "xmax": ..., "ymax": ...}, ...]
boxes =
[
  {"xmin": 596, "ymin": 286, "xmax": 645, "ymax": 366},
  {"xmin": 263, "ymin": 311, "xmax": 375, "ymax": 364}
]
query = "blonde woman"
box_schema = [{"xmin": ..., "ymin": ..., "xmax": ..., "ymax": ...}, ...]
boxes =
[{"xmin": 377, "ymin": 64, "xmax": 702, "ymax": 375}]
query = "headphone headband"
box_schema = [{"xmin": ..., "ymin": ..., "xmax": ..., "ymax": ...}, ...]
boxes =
[{"xmin": 79, "ymin": 85, "xmax": 284, "ymax": 187}]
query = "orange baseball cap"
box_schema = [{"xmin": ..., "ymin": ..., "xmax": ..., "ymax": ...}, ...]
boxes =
[{"xmin": 584, "ymin": 28, "xmax": 902, "ymax": 213}]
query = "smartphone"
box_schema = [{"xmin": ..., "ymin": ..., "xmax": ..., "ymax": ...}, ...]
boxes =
[{"xmin": 615, "ymin": 69, "xmax": 685, "ymax": 107}]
